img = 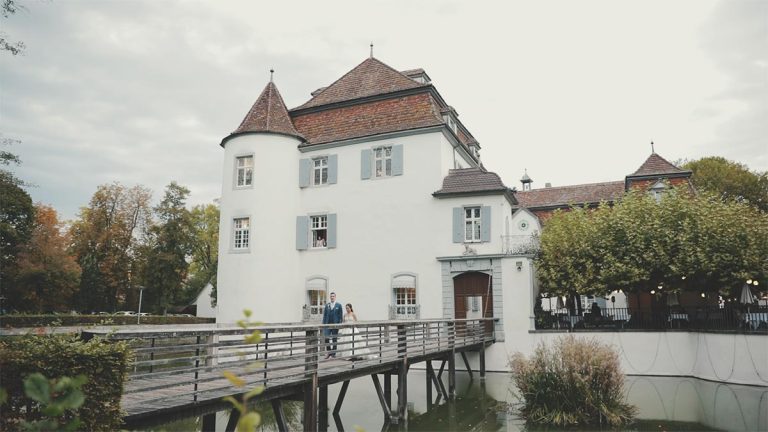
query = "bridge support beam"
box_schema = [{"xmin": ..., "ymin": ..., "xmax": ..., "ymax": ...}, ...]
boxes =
[
  {"xmin": 371, "ymin": 374, "xmax": 393, "ymax": 423},
  {"xmin": 384, "ymin": 373, "xmax": 391, "ymax": 409},
  {"xmin": 448, "ymin": 353, "xmax": 456, "ymax": 399},
  {"xmin": 479, "ymin": 346, "xmax": 486, "ymax": 378},
  {"xmin": 225, "ymin": 409, "xmax": 239, "ymax": 432},
  {"xmin": 396, "ymin": 358, "xmax": 408, "ymax": 424},
  {"xmin": 272, "ymin": 399, "xmax": 288, "ymax": 432},
  {"xmin": 319, "ymin": 385, "xmax": 328, "ymax": 432},
  {"xmin": 202, "ymin": 412, "xmax": 215, "ymax": 432},
  {"xmin": 426, "ymin": 361, "xmax": 433, "ymax": 409},
  {"xmin": 333, "ymin": 380, "xmax": 350, "ymax": 415},
  {"xmin": 303, "ymin": 377, "xmax": 318, "ymax": 432},
  {"xmin": 460, "ymin": 352, "xmax": 473, "ymax": 380}
]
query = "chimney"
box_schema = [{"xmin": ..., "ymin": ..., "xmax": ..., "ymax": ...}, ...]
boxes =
[{"xmin": 545, "ymin": 182, "xmax": 552, "ymax": 188}]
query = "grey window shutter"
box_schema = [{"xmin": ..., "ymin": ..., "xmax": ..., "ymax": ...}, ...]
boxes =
[
  {"xmin": 327, "ymin": 213, "xmax": 337, "ymax": 248},
  {"xmin": 391, "ymin": 144, "xmax": 404, "ymax": 176},
  {"xmin": 481, "ymin": 206, "xmax": 491, "ymax": 242},
  {"xmin": 296, "ymin": 216, "xmax": 309, "ymax": 250},
  {"xmin": 361, "ymin": 149, "xmax": 372, "ymax": 180},
  {"xmin": 452, "ymin": 207, "xmax": 463, "ymax": 243},
  {"xmin": 299, "ymin": 159, "xmax": 311, "ymax": 188},
  {"xmin": 328, "ymin": 155, "xmax": 338, "ymax": 184}
]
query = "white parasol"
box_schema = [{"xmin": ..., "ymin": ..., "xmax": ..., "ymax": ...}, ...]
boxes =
[
  {"xmin": 667, "ymin": 292, "xmax": 680, "ymax": 306},
  {"xmin": 739, "ymin": 284, "xmax": 756, "ymax": 304}
]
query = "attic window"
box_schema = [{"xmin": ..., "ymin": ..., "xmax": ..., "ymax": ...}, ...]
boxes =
[{"xmin": 650, "ymin": 181, "xmax": 667, "ymax": 202}]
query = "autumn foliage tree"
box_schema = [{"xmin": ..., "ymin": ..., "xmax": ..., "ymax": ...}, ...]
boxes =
[
  {"xmin": 69, "ymin": 183, "xmax": 152, "ymax": 312},
  {"xmin": 7, "ymin": 204, "xmax": 80, "ymax": 312},
  {"xmin": 536, "ymin": 188, "xmax": 768, "ymax": 300}
]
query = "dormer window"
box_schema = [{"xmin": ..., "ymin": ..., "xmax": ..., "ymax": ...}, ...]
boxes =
[{"xmin": 650, "ymin": 180, "xmax": 667, "ymax": 202}]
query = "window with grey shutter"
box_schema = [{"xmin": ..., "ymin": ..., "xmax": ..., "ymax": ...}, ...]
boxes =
[
  {"xmin": 299, "ymin": 159, "xmax": 311, "ymax": 188},
  {"xmin": 452, "ymin": 208, "xmax": 463, "ymax": 243},
  {"xmin": 327, "ymin": 213, "xmax": 337, "ymax": 248},
  {"xmin": 480, "ymin": 206, "xmax": 491, "ymax": 242},
  {"xmin": 361, "ymin": 149, "xmax": 372, "ymax": 180},
  {"xmin": 328, "ymin": 155, "xmax": 338, "ymax": 184},
  {"xmin": 296, "ymin": 216, "xmax": 309, "ymax": 250},
  {"xmin": 391, "ymin": 144, "xmax": 403, "ymax": 176}
]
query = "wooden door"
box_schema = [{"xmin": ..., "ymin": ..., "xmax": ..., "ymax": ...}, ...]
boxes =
[{"xmin": 453, "ymin": 272, "xmax": 493, "ymax": 334}]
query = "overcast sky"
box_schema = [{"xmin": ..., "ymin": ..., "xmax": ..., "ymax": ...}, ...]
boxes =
[{"xmin": 2, "ymin": 0, "xmax": 766, "ymax": 220}]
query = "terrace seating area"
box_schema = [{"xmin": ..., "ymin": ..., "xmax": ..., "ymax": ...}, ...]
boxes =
[{"xmin": 534, "ymin": 306, "xmax": 768, "ymax": 334}]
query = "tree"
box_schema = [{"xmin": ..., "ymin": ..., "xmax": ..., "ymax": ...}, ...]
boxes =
[
  {"xmin": 69, "ymin": 183, "xmax": 152, "ymax": 312},
  {"xmin": 536, "ymin": 188, "xmax": 768, "ymax": 299},
  {"xmin": 142, "ymin": 182, "xmax": 192, "ymax": 314},
  {"xmin": 184, "ymin": 203, "xmax": 219, "ymax": 306},
  {"xmin": 1, "ymin": 0, "xmax": 26, "ymax": 55},
  {"xmin": 683, "ymin": 156, "xmax": 768, "ymax": 212},
  {"xmin": 6, "ymin": 204, "xmax": 81, "ymax": 312},
  {"xmin": 0, "ymin": 146, "xmax": 34, "ymax": 310}
]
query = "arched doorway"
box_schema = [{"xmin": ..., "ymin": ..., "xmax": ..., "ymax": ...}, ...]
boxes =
[{"xmin": 453, "ymin": 271, "xmax": 493, "ymax": 333}]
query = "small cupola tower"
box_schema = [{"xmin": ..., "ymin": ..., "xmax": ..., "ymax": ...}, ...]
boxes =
[{"xmin": 521, "ymin": 169, "xmax": 533, "ymax": 191}]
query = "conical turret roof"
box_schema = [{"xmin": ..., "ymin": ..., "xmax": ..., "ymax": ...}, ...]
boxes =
[{"xmin": 230, "ymin": 81, "xmax": 304, "ymax": 141}]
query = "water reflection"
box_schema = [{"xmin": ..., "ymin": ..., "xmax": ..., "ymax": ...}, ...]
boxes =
[{"xmin": 145, "ymin": 372, "xmax": 767, "ymax": 431}]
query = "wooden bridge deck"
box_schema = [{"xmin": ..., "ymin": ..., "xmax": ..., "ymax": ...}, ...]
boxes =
[{"xmin": 82, "ymin": 318, "xmax": 495, "ymax": 429}]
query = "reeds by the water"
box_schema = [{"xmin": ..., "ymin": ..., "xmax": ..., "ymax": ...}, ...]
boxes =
[{"xmin": 509, "ymin": 336, "xmax": 637, "ymax": 427}]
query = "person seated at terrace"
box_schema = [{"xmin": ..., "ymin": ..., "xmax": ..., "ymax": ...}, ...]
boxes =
[{"xmin": 590, "ymin": 302, "xmax": 602, "ymax": 317}]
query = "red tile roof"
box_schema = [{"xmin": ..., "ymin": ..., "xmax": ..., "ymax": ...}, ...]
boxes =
[
  {"xmin": 434, "ymin": 167, "xmax": 511, "ymax": 195},
  {"xmin": 292, "ymin": 57, "xmax": 428, "ymax": 110},
  {"xmin": 292, "ymin": 93, "xmax": 443, "ymax": 146},
  {"xmin": 629, "ymin": 153, "xmax": 687, "ymax": 176},
  {"xmin": 515, "ymin": 181, "xmax": 625, "ymax": 208},
  {"xmin": 231, "ymin": 81, "xmax": 304, "ymax": 140}
]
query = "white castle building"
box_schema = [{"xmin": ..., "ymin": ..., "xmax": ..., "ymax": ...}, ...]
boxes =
[
  {"xmin": 215, "ymin": 57, "xmax": 537, "ymax": 366},
  {"xmin": 214, "ymin": 56, "xmax": 767, "ymax": 383}
]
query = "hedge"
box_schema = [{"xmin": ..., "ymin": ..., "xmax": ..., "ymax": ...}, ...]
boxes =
[
  {"xmin": 0, "ymin": 314, "xmax": 215, "ymax": 328},
  {"xmin": 0, "ymin": 334, "xmax": 131, "ymax": 431}
]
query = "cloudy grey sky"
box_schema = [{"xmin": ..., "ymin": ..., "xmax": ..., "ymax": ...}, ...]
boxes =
[{"xmin": 2, "ymin": 0, "xmax": 766, "ymax": 220}]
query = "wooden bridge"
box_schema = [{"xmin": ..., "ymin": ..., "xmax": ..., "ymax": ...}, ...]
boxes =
[{"xmin": 82, "ymin": 318, "xmax": 496, "ymax": 431}]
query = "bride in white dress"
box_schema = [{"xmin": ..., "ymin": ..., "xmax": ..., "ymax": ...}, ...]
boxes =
[{"xmin": 338, "ymin": 304, "xmax": 372, "ymax": 360}]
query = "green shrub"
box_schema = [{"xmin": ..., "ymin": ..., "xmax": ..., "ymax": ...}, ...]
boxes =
[
  {"xmin": 0, "ymin": 334, "xmax": 131, "ymax": 431},
  {"xmin": 509, "ymin": 335, "xmax": 636, "ymax": 427},
  {"xmin": 0, "ymin": 314, "xmax": 215, "ymax": 328}
]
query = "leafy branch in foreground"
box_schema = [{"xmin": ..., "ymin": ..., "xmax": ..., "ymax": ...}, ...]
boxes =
[
  {"xmin": 222, "ymin": 309, "xmax": 264, "ymax": 432},
  {"xmin": 20, "ymin": 373, "xmax": 88, "ymax": 432}
]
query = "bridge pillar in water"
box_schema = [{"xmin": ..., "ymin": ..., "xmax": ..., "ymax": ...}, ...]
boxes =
[{"xmin": 303, "ymin": 328, "xmax": 319, "ymax": 432}]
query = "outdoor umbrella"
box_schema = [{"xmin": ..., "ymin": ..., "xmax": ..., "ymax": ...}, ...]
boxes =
[
  {"xmin": 667, "ymin": 292, "xmax": 680, "ymax": 306},
  {"xmin": 740, "ymin": 284, "xmax": 756, "ymax": 305}
]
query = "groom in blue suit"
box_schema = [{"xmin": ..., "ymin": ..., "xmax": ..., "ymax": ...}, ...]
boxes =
[{"xmin": 322, "ymin": 292, "xmax": 343, "ymax": 359}]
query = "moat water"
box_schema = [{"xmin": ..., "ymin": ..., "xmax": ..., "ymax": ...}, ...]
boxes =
[{"xmin": 142, "ymin": 372, "xmax": 767, "ymax": 431}]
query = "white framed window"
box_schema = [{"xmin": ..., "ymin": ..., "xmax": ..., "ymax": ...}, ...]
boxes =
[
  {"xmin": 312, "ymin": 157, "xmax": 328, "ymax": 186},
  {"xmin": 374, "ymin": 146, "xmax": 392, "ymax": 178},
  {"xmin": 232, "ymin": 217, "xmax": 250, "ymax": 250},
  {"xmin": 464, "ymin": 207, "xmax": 482, "ymax": 242},
  {"xmin": 392, "ymin": 273, "xmax": 418, "ymax": 319},
  {"xmin": 305, "ymin": 277, "xmax": 328, "ymax": 321},
  {"xmin": 395, "ymin": 288, "xmax": 417, "ymax": 317},
  {"xmin": 310, "ymin": 215, "xmax": 327, "ymax": 248},
  {"xmin": 235, "ymin": 155, "xmax": 253, "ymax": 187}
]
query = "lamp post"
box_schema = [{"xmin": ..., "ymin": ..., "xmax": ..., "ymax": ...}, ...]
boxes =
[{"xmin": 137, "ymin": 286, "xmax": 146, "ymax": 324}]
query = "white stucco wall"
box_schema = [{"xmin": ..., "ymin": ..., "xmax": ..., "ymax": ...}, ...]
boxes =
[{"xmin": 193, "ymin": 283, "xmax": 216, "ymax": 318}]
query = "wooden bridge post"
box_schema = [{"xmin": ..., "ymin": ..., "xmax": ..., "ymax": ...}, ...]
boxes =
[
  {"xmin": 319, "ymin": 385, "xmax": 328, "ymax": 432},
  {"xmin": 384, "ymin": 374, "xmax": 391, "ymax": 409},
  {"xmin": 448, "ymin": 322, "xmax": 456, "ymax": 399},
  {"xmin": 397, "ymin": 358, "xmax": 408, "ymax": 424},
  {"xmin": 479, "ymin": 345, "xmax": 486, "ymax": 379},
  {"xmin": 303, "ymin": 328, "xmax": 319, "ymax": 432},
  {"xmin": 426, "ymin": 361, "xmax": 433, "ymax": 409},
  {"xmin": 201, "ymin": 412, "xmax": 215, "ymax": 432}
]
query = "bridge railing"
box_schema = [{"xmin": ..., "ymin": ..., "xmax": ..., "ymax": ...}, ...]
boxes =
[{"xmin": 82, "ymin": 318, "xmax": 495, "ymax": 413}]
